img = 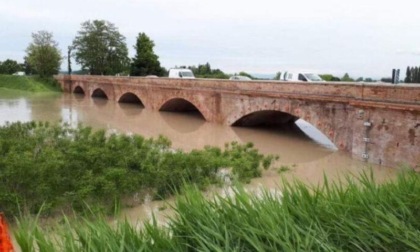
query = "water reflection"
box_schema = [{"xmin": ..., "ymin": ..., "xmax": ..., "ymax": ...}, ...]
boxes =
[{"xmin": 0, "ymin": 98, "xmax": 31, "ymax": 125}]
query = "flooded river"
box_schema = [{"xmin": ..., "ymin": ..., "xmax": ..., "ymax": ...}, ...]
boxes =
[{"xmin": 0, "ymin": 90, "xmax": 397, "ymax": 224}]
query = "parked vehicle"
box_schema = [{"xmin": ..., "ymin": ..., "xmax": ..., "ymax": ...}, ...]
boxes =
[
  {"xmin": 168, "ymin": 69, "xmax": 195, "ymax": 79},
  {"xmin": 229, "ymin": 75, "xmax": 252, "ymax": 81},
  {"xmin": 279, "ymin": 71, "xmax": 324, "ymax": 82},
  {"xmin": 12, "ymin": 71, "xmax": 25, "ymax": 76}
]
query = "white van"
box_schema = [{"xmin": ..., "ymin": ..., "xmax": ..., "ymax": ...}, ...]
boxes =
[
  {"xmin": 279, "ymin": 71, "xmax": 324, "ymax": 82},
  {"xmin": 168, "ymin": 69, "xmax": 195, "ymax": 79}
]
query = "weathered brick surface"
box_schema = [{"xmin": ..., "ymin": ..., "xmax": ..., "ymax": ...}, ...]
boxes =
[{"xmin": 55, "ymin": 75, "xmax": 420, "ymax": 169}]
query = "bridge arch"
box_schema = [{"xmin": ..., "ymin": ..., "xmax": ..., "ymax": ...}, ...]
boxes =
[
  {"xmin": 232, "ymin": 110, "xmax": 298, "ymax": 127},
  {"xmin": 229, "ymin": 106, "xmax": 339, "ymax": 149},
  {"xmin": 73, "ymin": 86, "xmax": 85, "ymax": 94},
  {"xmin": 91, "ymin": 88, "xmax": 108, "ymax": 99},
  {"xmin": 158, "ymin": 97, "xmax": 209, "ymax": 121},
  {"xmin": 118, "ymin": 92, "xmax": 144, "ymax": 107}
]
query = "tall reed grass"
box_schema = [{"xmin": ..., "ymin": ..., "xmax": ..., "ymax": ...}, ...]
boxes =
[{"xmin": 14, "ymin": 171, "xmax": 420, "ymax": 251}]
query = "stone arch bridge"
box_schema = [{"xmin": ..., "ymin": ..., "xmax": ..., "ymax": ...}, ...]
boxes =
[{"xmin": 55, "ymin": 75, "xmax": 420, "ymax": 169}]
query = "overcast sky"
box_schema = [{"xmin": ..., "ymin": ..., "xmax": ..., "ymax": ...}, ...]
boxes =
[{"xmin": 1, "ymin": 0, "xmax": 420, "ymax": 78}]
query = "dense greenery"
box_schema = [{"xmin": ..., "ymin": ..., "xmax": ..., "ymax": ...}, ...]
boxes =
[
  {"xmin": 72, "ymin": 20, "xmax": 130, "ymax": 75},
  {"xmin": 25, "ymin": 31, "xmax": 62, "ymax": 78},
  {"xmin": 0, "ymin": 59, "xmax": 23, "ymax": 74},
  {"xmin": 14, "ymin": 172, "xmax": 420, "ymax": 251},
  {"xmin": 0, "ymin": 121, "xmax": 274, "ymax": 218},
  {"xmin": 180, "ymin": 63, "xmax": 229, "ymax": 79},
  {"xmin": 0, "ymin": 75, "xmax": 60, "ymax": 92},
  {"xmin": 405, "ymin": 66, "xmax": 420, "ymax": 83},
  {"xmin": 130, "ymin": 33, "xmax": 166, "ymax": 77}
]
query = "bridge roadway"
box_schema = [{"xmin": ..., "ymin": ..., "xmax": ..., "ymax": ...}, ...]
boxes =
[{"xmin": 55, "ymin": 75, "xmax": 420, "ymax": 169}]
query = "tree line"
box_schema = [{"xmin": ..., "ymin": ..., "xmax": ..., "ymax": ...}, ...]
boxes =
[
  {"xmin": 0, "ymin": 20, "xmax": 168, "ymax": 78},
  {"xmin": 404, "ymin": 66, "xmax": 420, "ymax": 83}
]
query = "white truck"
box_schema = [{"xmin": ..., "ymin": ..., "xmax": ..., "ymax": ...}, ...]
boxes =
[
  {"xmin": 279, "ymin": 71, "xmax": 324, "ymax": 82},
  {"xmin": 168, "ymin": 69, "xmax": 195, "ymax": 79}
]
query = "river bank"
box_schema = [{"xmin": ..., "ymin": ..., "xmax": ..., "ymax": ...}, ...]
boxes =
[{"xmin": 0, "ymin": 74, "xmax": 61, "ymax": 92}]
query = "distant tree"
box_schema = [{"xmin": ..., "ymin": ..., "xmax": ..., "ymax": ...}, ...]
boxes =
[
  {"xmin": 238, "ymin": 71, "xmax": 255, "ymax": 79},
  {"xmin": 380, "ymin": 77, "xmax": 393, "ymax": 83},
  {"xmin": 72, "ymin": 20, "xmax": 130, "ymax": 75},
  {"xmin": 0, "ymin": 59, "xmax": 22, "ymax": 74},
  {"xmin": 364, "ymin": 78, "xmax": 374, "ymax": 82},
  {"xmin": 274, "ymin": 72, "xmax": 281, "ymax": 80},
  {"xmin": 341, "ymin": 73, "xmax": 354, "ymax": 82},
  {"xmin": 405, "ymin": 66, "xmax": 411, "ymax": 83},
  {"xmin": 23, "ymin": 57, "xmax": 36, "ymax": 75},
  {"xmin": 356, "ymin": 77, "xmax": 363, "ymax": 82},
  {"xmin": 319, "ymin": 74, "xmax": 340, "ymax": 81},
  {"xmin": 185, "ymin": 63, "xmax": 229, "ymax": 79},
  {"xmin": 130, "ymin": 32, "xmax": 165, "ymax": 76},
  {"xmin": 25, "ymin": 31, "xmax": 62, "ymax": 78}
]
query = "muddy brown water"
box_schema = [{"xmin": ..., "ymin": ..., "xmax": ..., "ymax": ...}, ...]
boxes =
[{"xmin": 0, "ymin": 91, "xmax": 397, "ymax": 226}]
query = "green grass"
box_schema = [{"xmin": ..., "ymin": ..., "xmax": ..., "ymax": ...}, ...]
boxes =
[
  {"xmin": 12, "ymin": 171, "xmax": 420, "ymax": 251},
  {"xmin": 0, "ymin": 74, "xmax": 61, "ymax": 92}
]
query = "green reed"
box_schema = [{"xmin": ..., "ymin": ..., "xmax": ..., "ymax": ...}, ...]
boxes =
[{"xmin": 14, "ymin": 171, "xmax": 420, "ymax": 251}]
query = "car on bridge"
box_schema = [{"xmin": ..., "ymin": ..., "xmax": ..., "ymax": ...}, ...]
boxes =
[
  {"xmin": 280, "ymin": 72, "xmax": 325, "ymax": 82},
  {"xmin": 229, "ymin": 75, "xmax": 252, "ymax": 81},
  {"xmin": 168, "ymin": 69, "xmax": 195, "ymax": 79}
]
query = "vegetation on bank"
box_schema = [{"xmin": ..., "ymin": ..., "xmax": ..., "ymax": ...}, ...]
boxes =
[
  {"xmin": 0, "ymin": 75, "xmax": 61, "ymax": 92},
  {"xmin": 0, "ymin": 121, "xmax": 275, "ymax": 218},
  {"xmin": 13, "ymin": 171, "xmax": 420, "ymax": 251}
]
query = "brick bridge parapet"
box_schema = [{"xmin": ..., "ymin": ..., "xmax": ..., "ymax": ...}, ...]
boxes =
[{"xmin": 55, "ymin": 75, "xmax": 420, "ymax": 169}]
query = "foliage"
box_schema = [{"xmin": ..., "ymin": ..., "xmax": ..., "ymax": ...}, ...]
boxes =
[
  {"xmin": 405, "ymin": 66, "xmax": 420, "ymax": 83},
  {"xmin": 182, "ymin": 62, "xmax": 230, "ymax": 79},
  {"xmin": 341, "ymin": 73, "xmax": 354, "ymax": 82},
  {"xmin": 380, "ymin": 77, "xmax": 393, "ymax": 83},
  {"xmin": 72, "ymin": 20, "xmax": 130, "ymax": 75},
  {"xmin": 0, "ymin": 59, "xmax": 23, "ymax": 74},
  {"xmin": 14, "ymin": 171, "xmax": 420, "ymax": 251},
  {"xmin": 25, "ymin": 31, "xmax": 62, "ymax": 78},
  {"xmin": 130, "ymin": 33, "xmax": 165, "ymax": 76},
  {"xmin": 319, "ymin": 74, "xmax": 341, "ymax": 81},
  {"xmin": 0, "ymin": 122, "xmax": 275, "ymax": 218},
  {"xmin": 236, "ymin": 71, "xmax": 255, "ymax": 80},
  {"xmin": 0, "ymin": 75, "xmax": 61, "ymax": 92},
  {"xmin": 274, "ymin": 71, "xmax": 281, "ymax": 80}
]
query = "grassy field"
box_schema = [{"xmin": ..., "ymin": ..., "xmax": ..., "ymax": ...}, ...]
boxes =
[
  {"xmin": 12, "ymin": 171, "xmax": 420, "ymax": 251},
  {"xmin": 0, "ymin": 74, "xmax": 61, "ymax": 92}
]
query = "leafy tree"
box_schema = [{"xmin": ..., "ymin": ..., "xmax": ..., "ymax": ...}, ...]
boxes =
[
  {"xmin": 405, "ymin": 66, "xmax": 411, "ymax": 83},
  {"xmin": 183, "ymin": 63, "xmax": 229, "ymax": 79},
  {"xmin": 380, "ymin": 77, "xmax": 393, "ymax": 83},
  {"xmin": 130, "ymin": 32, "xmax": 165, "ymax": 76},
  {"xmin": 0, "ymin": 59, "xmax": 22, "ymax": 74},
  {"xmin": 274, "ymin": 72, "xmax": 281, "ymax": 80},
  {"xmin": 341, "ymin": 73, "xmax": 354, "ymax": 82},
  {"xmin": 356, "ymin": 77, "xmax": 363, "ymax": 82},
  {"xmin": 72, "ymin": 20, "xmax": 130, "ymax": 75},
  {"xmin": 25, "ymin": 31, "xmax": 62, "ymax": 77},
  {"xmin": 319, "ymin": 74, "xmax": 340, "ymax": 81},
  {"xmin": 238, "ymin": 71, "xmax": 255, "ymax": 79}
]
